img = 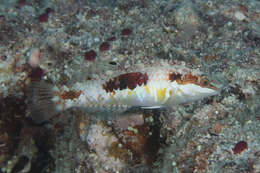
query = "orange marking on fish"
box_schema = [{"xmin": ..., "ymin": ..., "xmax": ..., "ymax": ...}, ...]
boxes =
[{"xmin": 60, "ymin": 90, "xmax": 82, "ymax": 100}]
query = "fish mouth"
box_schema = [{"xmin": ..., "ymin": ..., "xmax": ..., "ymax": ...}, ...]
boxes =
[
  {"xmin": 198, "ymin": 82, "xmax": 222, "ymax": 97},
  {"xmin": 209, "ymin": 83, "xmax": 222, "ymax": 93},
  {"xmin": 207, "ymin": 73, "xmax": 227, "ymax": 94}
]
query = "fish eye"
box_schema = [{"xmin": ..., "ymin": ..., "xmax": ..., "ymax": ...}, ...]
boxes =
[
  {"xmin": 200, "ymin": 78, "xmax": 209, "ymax": 86},
  {"xmin": 109, "ymin": 61, "xmax": 117, "ymax": 65}
]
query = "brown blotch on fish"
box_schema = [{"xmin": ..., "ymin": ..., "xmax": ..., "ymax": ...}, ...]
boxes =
[
  {"xmin": 180, "ymin": 72, "xmax": 199, "ymax": 84},
  {"xmin": 60, "ymin": 90, "xmax": 82, "ymax": 100},
  {"xmin": 169, "ymin": 72, "xmax": 217, "ymax": 90},
  {"xmin": 103, "ymin": 72, "xmax": 148, "ymax": 93},
  {"xmin": 169, "ymin": 72, "xmax": 182, "ymax": 82}
]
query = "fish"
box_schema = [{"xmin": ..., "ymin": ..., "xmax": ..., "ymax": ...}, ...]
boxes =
[{"xmin": 28, "ymin": 59, "xmax": 221, "ymax": 123}]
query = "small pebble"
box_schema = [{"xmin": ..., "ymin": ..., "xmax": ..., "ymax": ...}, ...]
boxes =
[
  {"xmin": 45, "ymin": 7, "xmax": 54, "ymax": 14},
  {"xmin": 234, "ymin": 11, "xmax": 246, "ymax": 21}
]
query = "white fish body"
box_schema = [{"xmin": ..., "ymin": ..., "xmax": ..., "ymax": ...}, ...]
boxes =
[{"xmin": 29, "ymin": 59, "xmax": 220, "ymax": 123}]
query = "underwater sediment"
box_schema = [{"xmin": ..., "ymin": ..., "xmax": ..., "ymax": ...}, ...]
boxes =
[{"xmin": 0, "ymin": 0, "xmax": 259, "ymax": 172}]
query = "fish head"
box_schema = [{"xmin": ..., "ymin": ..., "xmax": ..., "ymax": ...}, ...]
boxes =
[{"xmin": 169, "ymin": 71, "xmax": 221, "ymax": 103}]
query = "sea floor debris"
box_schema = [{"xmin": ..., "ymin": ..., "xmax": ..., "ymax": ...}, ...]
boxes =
[{"xmin": 0, "ymin": 0, "xmax": 260, "ymax": 173}]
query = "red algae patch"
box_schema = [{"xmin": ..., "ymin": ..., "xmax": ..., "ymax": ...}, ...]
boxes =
[
  {"xmin": 39, "ymin": 13, "xmax": 49, "ymax": 23},
  {"xmin": 99, "ymin": 42, "xmax": 110, "ymax": 52},
  {"xmin": 84, "ymin": 50, "xmax": 97, "ymax": 61},
  {"xmin": 121, "ymin": 28, "xmax": 132, "ymax": 36},
  {"xmin": 39, "ymin": 8, "xmax": 54, "ymax": 23},
  {"xmin": 106, "ymin": 36, "xmax": 117, "ymax": 41},
  {"xmin": 17, "ymin": 0, "xmax": 28, "ymax": 8},
  {"xmin": 233, "ymin": 141, "xmax": 248, "ymax": 154}
]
